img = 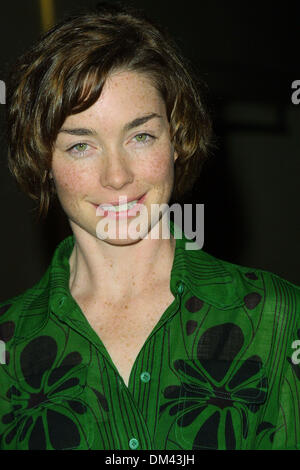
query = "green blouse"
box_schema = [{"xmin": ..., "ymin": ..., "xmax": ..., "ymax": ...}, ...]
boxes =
[{"xmin": 0, "ymin": 222, "xmax": 300, "ymax": 450}]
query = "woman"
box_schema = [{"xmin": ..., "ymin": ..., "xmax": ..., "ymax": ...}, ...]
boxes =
[{"xmin": 0, "ymin": 3, "xmax": 299, "ymax": 451}]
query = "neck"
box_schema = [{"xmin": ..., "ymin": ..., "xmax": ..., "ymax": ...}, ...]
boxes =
[{"xmin": 68, "ymin": 218, "xmax": 176, "ymax": 303}]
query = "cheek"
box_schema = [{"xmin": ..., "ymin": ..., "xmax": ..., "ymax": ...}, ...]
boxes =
[
  {"xmin": 141, "ymin": 147, "xmax": 174, "ymax": 184},
  {"xmin": 52, "ymin": 162, "xmax": 93, "ymax": 199}
]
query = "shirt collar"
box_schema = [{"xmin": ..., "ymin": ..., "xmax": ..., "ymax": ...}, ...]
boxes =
[
  {"xmin": 15, "ymin": 220, "xmax": 244, "ymax": 341},
  {"xmin": 168, "ymin": 220, "xmax": 244, "ymax": 309},
  {"xmin": 48, "ymin": 220, "xmax": 243, "ymax": 312}
]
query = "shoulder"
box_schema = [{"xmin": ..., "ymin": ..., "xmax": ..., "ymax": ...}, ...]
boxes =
[
  {"xmin": 218, "ymin": 254, "xmax": 300, "ymax": 303},
  {"xmin": 0, "ymin": 267, "xmax": 51, "ymax": 342},
  {"xmin": 0, "ymin": 235, "xmax": 74, "ymax": 329},
  {"xmin": 181, "ymin": 242, "xmax": 300, "ymax": 319},
  {"xmin": 209, "ymin": 252, "xmax": 300, "ymax": 329}
]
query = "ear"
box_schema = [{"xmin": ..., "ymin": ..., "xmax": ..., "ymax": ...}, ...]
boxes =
[
  {"xmin": 49, "ymin": 170, "xmax": 53, "ymax": 179},
  {"xmin": 174, "ymin": 149, "xmax": 179, "ymax": 162}
]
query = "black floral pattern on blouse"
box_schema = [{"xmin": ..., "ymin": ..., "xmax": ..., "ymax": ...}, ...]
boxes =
[
  {"xmin": 160, "ymin": 323, "xmax": 269, "ymax": 449},
  {"xmin": 1, "ymin": 335, "xmax": 94, "ymax": 449}
]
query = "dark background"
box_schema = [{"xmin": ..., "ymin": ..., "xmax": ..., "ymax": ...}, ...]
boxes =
[{"xmin": 0, "ymin": 0, "xmax": 299, "ymax": 301}]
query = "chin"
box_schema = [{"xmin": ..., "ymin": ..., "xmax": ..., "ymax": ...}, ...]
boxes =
[
  {"xmin": 95, "ymin": 214, "xmax": 159, "ymax": 244},
  {"xmin": 99, "ymin": 236, "xmax": 144, "ymax": 247}
]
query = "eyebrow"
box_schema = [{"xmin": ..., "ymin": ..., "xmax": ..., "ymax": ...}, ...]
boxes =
[
  {"xmin": 124, "ymin": 113, "xmax": 162, "ymax": 132},
  {"xmin": 59, "ymin": 113, "xmax": 162, "ymax": 136}
]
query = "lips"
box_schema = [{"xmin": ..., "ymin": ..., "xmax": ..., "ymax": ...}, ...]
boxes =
[
  {"xmin": 103, "ymin": 194, "xmax": 145, "ymax": 206},
  {"xmin": 94, "ymin": 193, "xmax": 147, "ymax": 218}
]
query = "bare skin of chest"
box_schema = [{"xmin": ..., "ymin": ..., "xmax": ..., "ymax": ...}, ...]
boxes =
[{"xmin": 74, "ymin": 285, "xmax": 175, "ymax": 386}]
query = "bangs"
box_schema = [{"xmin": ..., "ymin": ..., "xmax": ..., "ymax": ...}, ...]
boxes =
[
  {"xmin": 66, "ymin": 41, "xmax": 141, "ymax": 117},
  {"xmin": 69, "ymin": 66, "xmax": 107, "ymax": 115}
]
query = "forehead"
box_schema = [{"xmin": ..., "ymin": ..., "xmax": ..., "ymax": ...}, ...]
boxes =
[{"xmin": 63, "ymin": 70, "xmax": 166, "ymax": 129}]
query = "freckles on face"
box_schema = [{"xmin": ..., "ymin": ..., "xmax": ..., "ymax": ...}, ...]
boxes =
[
  {"xmin": 149, "ymin": 147, "xmax": 173, "ymax": 178},
  {"xmin": 140, "ymin": 129, "xmax": 175, "ymax": 190},
  {"xmin": 145, "ymin": 150, "xmax": 174, "ymax": 201},
  {"xmin": 51, "ymin": 70, "xmax": 177, "ymax": 230},
  {"xmin": 51, "ymin": 157, "xmax": 95, "ymax": 211}
]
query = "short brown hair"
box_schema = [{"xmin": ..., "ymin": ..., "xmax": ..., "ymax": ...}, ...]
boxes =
[{"xmin": 6, "ymin": 2, "xmax": 213, "ymax": 219}]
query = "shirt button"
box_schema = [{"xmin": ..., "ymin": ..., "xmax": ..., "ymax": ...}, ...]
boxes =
[
  {"xmin": 129, "ymin": 438, "xmax": 139, "ymax": 450},
  {"xmin": 176, "ymin": 281, "xmax": 184, "ymax": 294},
  {"xmin": 140, "ymin": 371, "xmax": 151, "ymax": 383},
  {"xmin": 59, "ymin": 297, "xmax": 66, "ymax": 307}
]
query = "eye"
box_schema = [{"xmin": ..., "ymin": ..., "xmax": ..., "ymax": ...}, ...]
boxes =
[
  {"xmin": 133, "ymin": 133, "xmax": 155, "ymax": 144},
  {"xmin": 67, "ymin": 142, "xmax": 89, "ymax": 156}
]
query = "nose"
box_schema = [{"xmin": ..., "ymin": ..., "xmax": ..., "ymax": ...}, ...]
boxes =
[{"xmin": 100, "ymin": 149, "xmax": 134, "ymax": 190}]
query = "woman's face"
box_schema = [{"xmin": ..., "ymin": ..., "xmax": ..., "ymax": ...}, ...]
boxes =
[{"xmin": 51, "ymin": 69, "xmax": 178, "ymax": 244}]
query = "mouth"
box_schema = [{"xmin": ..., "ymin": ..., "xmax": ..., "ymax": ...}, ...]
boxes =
[{"xmin": 93, "ymin": 193, "xmax": 147, "ymax": 217}]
